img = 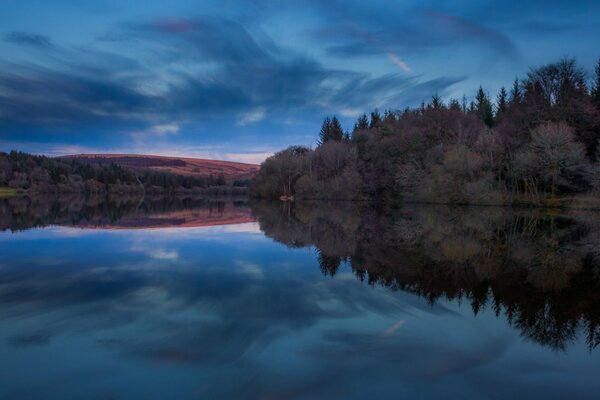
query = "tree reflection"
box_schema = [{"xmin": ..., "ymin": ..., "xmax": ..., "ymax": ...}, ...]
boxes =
[
  {"xmin": 252, "ymin": 200, "xmax": 600, "ymax": 351},
  {"xmin": 0, "ymin": 194, "xmax": 252, "ymax": 231}
]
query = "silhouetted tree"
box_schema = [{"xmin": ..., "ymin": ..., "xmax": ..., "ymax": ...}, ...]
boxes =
[
  {"xmin": 251, "ymin": 56, "xmax": 600, "ymax": 205},
  {"xmin": 523, "ymin": 57, "xmax": 597, "ymax": 154},
  {"xmin": 354, "ymin": 114, "xmax": 369, "ymax": 131},
  {"xmin": 318, "ymin": 116, "xmax": 343, "ymax": 145},
  {"xmin": 329, "ymin": 116, "xmax": 344, "ymax": 142},
  {"xmin": 448, "ymin": 98, "xmax": 461, "ymax": 111},
  {"xmin": 593, "ymin": 57, "xmax": 600, "ymax": 107},
  {"xmin": 369, "ymin": 109, "xmax": 381, "ymax": 128},
  {"xmin": 496, "ymin": 86, "xmax": 508, "ymax": 121},
  {"xmin": 317, "ymin": 117, "xmax": 331, "ymax": 146},
  {"xmin": 525, "ymin": 58, "xmax": 586, "ymax": 108},
  {"xmin": 431, "ymin": 94, "xmax": 443, "ymax": 109},
  {"xmin": 475, "ymin": 86, "xmax": 494, "ymax": 127},
  {"xmin": 509, "ymin": 78, "xmax": 522, "ymax": 106}
]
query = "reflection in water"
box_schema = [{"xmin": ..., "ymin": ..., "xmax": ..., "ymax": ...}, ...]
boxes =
[
  {"xmin": 0, "ymin": 199, "xmax": 599, "ymax": 399},
  {"xmin": 0, "ymin": 195, "xmax": 253, "ymax": 231},
  {"xmin": 252, "ymin": 201, "xmax": 600, "ymax": 352}
]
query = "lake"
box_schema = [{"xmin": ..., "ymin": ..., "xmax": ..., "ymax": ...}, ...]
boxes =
[{"xmin": 1, "ymin": 197, "xmax": 599, "ymax": 399}]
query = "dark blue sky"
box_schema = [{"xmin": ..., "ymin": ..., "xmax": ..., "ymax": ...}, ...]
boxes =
[{"xmin": 1, "ymin": 0, "xmax": 599, "ymax": 163}]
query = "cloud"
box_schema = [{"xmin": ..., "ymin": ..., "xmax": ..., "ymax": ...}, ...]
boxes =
[
  {"xmin": 381, "ymin": 319, "xmax": 405, "ymax": 337},
  {"xmin": 222, "ymin": 151, "xmax": 273, "ymax": 164},
  {"xmin": 2, "ymin": 6, "xmax": 518, "ymax": 156},
  {"xmin": 235, "ymin": 260, "xmax": 265, "ymax": 278},
  {"xmin": 0, "ymin": 13, "xmax": 466, "ymax": 144},
  {"xmin": 422, "ymin": 11, "xmax": 518, "ymax": 57},
  {"xmin": 152, "ymin": 18, "xmax": 197, "ymax": 33},
  {"xmin": 149, "ymin": 249, "xmax": 179, "ymax": 260},
  {"xmin": 4, "ymin": 32, "xmax": 53, "ymax": 48},
  {"xmin": 330, "ymin": 73, "xmax": 465, "ymax": 111},
  {"xmin": 236, "ymin": 107, "xmax": 266, "ymax": 126},
  {"xmin": 321, "ymin": 8, "xmax": 518, "ymax": 63},
  {"xmin": 130, "ymin": 123, "xmax": 180, "ymax": 138},
  {"xmin": 386, "ymin": 52, "xmax": 411, "ymax": 73},
  {"xmin": 6, "ymin": 331, "xmax": 52, "ymax": 347},
  {"xmin": 0, "ymin": 22, "xmax": 333, "ymax": 135},
  {"xmin": 0, "ymin": 64, "xmax": 154, "ymax": 126}
]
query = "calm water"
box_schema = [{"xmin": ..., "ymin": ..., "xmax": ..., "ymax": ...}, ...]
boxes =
[{"xmin": 1, "ymin": 197, "xmax": 600, "ymax": 399}]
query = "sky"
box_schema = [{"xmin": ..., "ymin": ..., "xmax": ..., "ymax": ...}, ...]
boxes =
[{"xmin": 0, "ymin": 0, "xmax": 599, "ymax": 163}]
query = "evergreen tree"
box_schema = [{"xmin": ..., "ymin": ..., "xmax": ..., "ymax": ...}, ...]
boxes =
[
  {"xmin": 369, "ymin": 109, "xmax": 381, "ymax": 129},
  {"xmin": 318, "ymin": 116, "xmax": 343, "ymax": 145},
  {"xmin": 354, "ymin": 114, "xmax": 369, "ymax": 131},
  {"xmin": 593, "ymin": 57, "xmax": 600, "ymax": 107},
  {"xmin": 383, "ymin": 109, "xmax": 396, "ymax": 124},
  {"xmin": 448, "ymin": 98, "xmax": 461, "ymax": 110},
  {"xmin": 318, "ymin": 117, "xmax": 331, "ymax": 146},
  {"xmin": 497, "ymin": 87, "xmax": 508, "ymax": 114},
  {"xmin": 509, "ymin": 78, "xmax": 522, "ymax": 106},
  {"xmin": 329, "ymin": 116, "xmax": 344, "ymax": 142},
  {"xmin": 495, "ymin": 86, "xmax": 508, "ymax": 123},
  {"xmin": 431, "ymin": 94, "xmax": 443, "ymax": 109},
  {"xmin": 475, "ymin": 86, "xmax": 494, "ymax": 127}
]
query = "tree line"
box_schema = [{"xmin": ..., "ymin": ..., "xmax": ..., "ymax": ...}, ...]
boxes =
[
  {"xmin": 251, "ymin": 57, "xmax": 600, "ymax": 207},
  {"xmin": 0, "ymin": 151, "xmax": 237, "ymax": 195}
]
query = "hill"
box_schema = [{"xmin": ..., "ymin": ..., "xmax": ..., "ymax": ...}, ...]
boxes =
[
  {"xmin": 1, "ymin": 151, "xmax": 254, "ymax": 195},
  {"xmin": 59, "ymin": 154, "xmax": 260, "ymax": 181}
]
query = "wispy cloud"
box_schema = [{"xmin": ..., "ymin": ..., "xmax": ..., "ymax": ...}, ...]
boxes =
[
  {"xmin": 149, "ymin": 249, "xmax": 179, "ymax": 261},
  {"xmin": 4, "ymin": 32, "xmax": 53, "ymax": 48},
  {"xmin": 2, "ymin": 0, "xmax": 596, "ymax": 156},
  {"xmin": 236, "ymin": 108, "xmax": 266, "ymax": 126},
  {"xmin": 130, "ymin": 123, "xmax": 180, "ymax": 138}
]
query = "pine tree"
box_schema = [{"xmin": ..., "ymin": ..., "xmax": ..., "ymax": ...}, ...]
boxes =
[
  {"xmin": 369, "ymin": 109, "xmax": 381, "ymax": 129},
  {"xmin": 448, "ymin": 98, "xmax": 461, "ymax": 110},
  {"xmin": 509, "ymin": 77, "xmax": 522, "ymax": 106},
  {"xmin": 383, "ymin": 109, "xmax": 396, "ymax": 124},
  {"xmin": 495, "ymin": 86, "xmax": 508, "ymax": 123},
  {"xmin": 497, "ymin": 87, "xmax": 508, "ymax": 114},
  {"xmin": 469, "ymin": 100, "xmax": 476, "ymax": 113},
  {"xmin": 593, "ymin": 57, "xmax": 600, "ymax": 107},
  {"xmin": 431, "ymin": 94, "xmax": 443, "ymax": 109},
  {"xmin": 318, "ymin": 116, "xmax": 343, "ymax": 145},
  {"xmin": 354, "ymin": 114, "xmax": 369, "ymax": 131},
  {"xmin": 317, "ymin": 117, "xmax": 331, "ymax": 146},
  {"xmin": 475, "ymin": 86, "xmax": 494, "ymax": 126},
  {"xmin": 329, "ymin": 116, "xmax": 344, "ymax": 142}
]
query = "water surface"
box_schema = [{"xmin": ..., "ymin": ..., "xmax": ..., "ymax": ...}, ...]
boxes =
[{"xmin": 1, "ymin": 198, "xmax": 599, "ymax": 399}]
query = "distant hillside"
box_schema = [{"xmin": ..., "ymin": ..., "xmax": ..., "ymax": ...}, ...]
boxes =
[
  {"xmin": 59, "ymin": 154, "xmax": 260, "ymax": 181},
  {"xmin": 1, "ymin": 151, "xmax": 253, "ymax": 195}
]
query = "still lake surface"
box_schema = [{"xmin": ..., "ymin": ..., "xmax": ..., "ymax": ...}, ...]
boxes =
[{"xmin": 1, "ymin": 197, "xmax": 600, "ymax": 399}]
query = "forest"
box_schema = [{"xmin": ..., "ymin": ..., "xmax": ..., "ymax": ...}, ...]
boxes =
[
  {"xmin": 0, "ymin": 151, "xmax": 245, "ymax": 196},
  {"xmin": 250, "ymin": 57, "xmax": 600, "ymax": 208}
]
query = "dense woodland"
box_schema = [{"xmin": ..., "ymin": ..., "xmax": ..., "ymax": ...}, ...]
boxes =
[
  {"xmin": 0, "ymin": 151, "xmax": 247, "ymax": 196},
  {"xmin": 251, "ymin": 58, "xmax": 600, "ymax": 207}
]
